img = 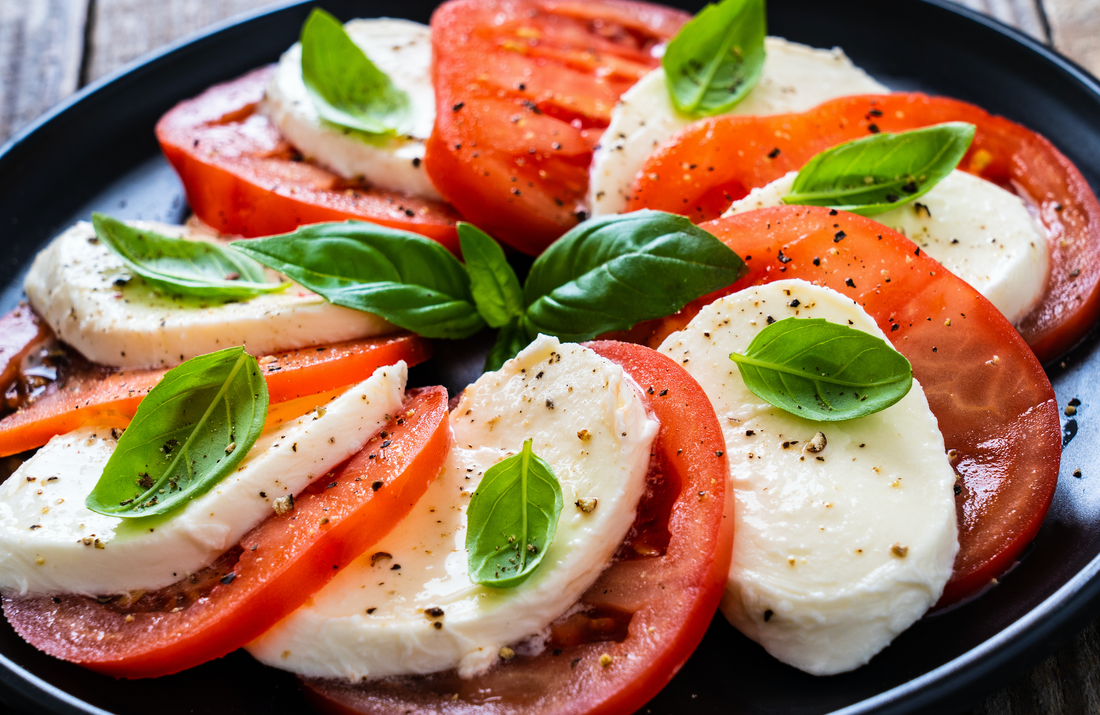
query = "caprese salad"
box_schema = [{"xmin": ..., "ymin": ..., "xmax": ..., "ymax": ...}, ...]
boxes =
[{"xmin": 0, "ymin": 0, "xmax": 1092, "ymax": 712}]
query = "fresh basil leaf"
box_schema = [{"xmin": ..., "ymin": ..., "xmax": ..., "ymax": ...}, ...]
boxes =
[
  {"xmin": 459, "ymin": 223, "xmax": 524, "ymax": 329},
  {"xmin": 466, "ymin": 438, "xmax": 563, "ymax": 589},
  {"xmin": 784, "ymin": 122, "xmax": 976, "ymax": 216},
  {"xmin": 729, "ymin": 318, "xmax": 912, "ymax": 421},
  {"xmin": 662, "ymin": 0, "xmax": 766, "ymax": 118},
  {"xmin": 523, "ymin": 210, "xmax": 746, "ymax": 342},
  {"xmin": 484, "ymin": 317, "xmax": 531, "ymax": 373},
  {"xmin": 92, "ymin": 214, "xmax": 286, "ymax": 299},
  {"xmin": 85, "ymin": 346, "xmax": 268, "ymax": 518},
  {"xmin": 231, "ymin": 222, "xmax": 484, "ymax": 339},
  {"xmin": 300, "ymin": 8, "xmax": 411, "ymax": 135}
]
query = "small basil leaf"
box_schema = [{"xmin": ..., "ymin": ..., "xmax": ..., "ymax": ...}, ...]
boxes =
[
  {"xmin": 466, "ymin": 438, "xmax": 563, "ymax": 589},
  {"xmin": 300, "ymin": 8, "xmax": 411, "ymax": 135},
  {"xmin": 484, "ymin": 317, "xmax": 532, "ymax": 373},
  {"xmin": 523, "ymin": 210, "xmax": 746, "ymax": 342},
  {"xmin": 729, "ymin": 317, "xmax": 912, "ymax": 421},
  {"xmin": 459, "ymin": 223, "xmax": 524, "ymax": 329},
  {"xmin": 784, "ymin": 122, "xmax": 976, "ymax": 216},
  {"xmin": 92, "ymin": 214, "xmax": 286, "ymax": 299},
  {"xmin": 232, "ymin": 222, "xmax": 483, "ymax": 339},
  {"xmin": 85, "ymin": 346, "xmax": 268, "ymax": 518},
  {"xmin": 662, "ymin": 0, "xmax": 766, "ymax": 118}
]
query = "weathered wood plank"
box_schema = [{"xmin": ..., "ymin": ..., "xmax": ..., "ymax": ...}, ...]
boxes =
[
  {"xmin": 1043, "ymin": 0, "xmax": 1100, "ymax": 75},
  {"xmin": 84, "ymin": 0, "xmax": 276, "ymax": 83},
  {"xmin": 952, "ymin": 0, "xmax": 1050, "ymax": 41},
  {"xmin": 0, "ymin": 0, "xmax": 90, "ymax": 144}
]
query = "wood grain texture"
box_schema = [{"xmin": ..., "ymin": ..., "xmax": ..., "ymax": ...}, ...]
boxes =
[
  {"xmin": 0, "ymin": 0, "xmax": 89, "ymax": 143},
  {"xmin": 954, "ymin": 0, "xmax": 1050, "ymax": 39},
  {"xmin": 1043, "ymin": 0, "xmax": 1100, "ymax": 75},
  {"xmin": 83, "ymin": 0, "xmax": 276, "ymax": 83}
]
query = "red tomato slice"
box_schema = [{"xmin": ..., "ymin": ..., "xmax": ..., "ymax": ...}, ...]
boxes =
[
  {"xmin": 156, "ymin": 67, "xmax": 462, "ymax": 252},
  {"xmin": 626, "ymin": 93, "xmax": 1100, "ymax": 363},
  {"xmin": 638, "ymin": 206, "xmax": 1061, "ymax": 606},
  {"xmin": 2, "ymin": 386, "xmax": 450, "ymax": 678},
  {"xmin": 301, "ymin": 341, "xmax": 733, "ymax": 715},
  {"xmin": 0, "ymin": 333, "xmax": 430, "ymax": 458},
  {"xmin": 426, "ymin": 0, "xmax": 687, "ymax": 255},
  {"xmin": 0, "ymin": 307, "xmax": 53, "ymax": 415}
]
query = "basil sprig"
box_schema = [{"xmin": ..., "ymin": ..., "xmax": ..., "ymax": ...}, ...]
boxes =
[
  {"xmin": 466, "ymin": 439, "xmax": 563, "ymax": 588},
  {"xmin": 729, "ymin": 318, "xmax": 912, "ymax": 421},
  {"xmin": 662, "ymin": 0, "xmax": 766, "ymax": 118},
  {"xmin": 459, "ymin": 223, "xmax": 524, "ymax": 329},
  {"xmin": 232, "ymin": 223, "xmax": 485, "ymax": 340},
  {"xmin": 783, "ymin": 123, "xmax": 976, "ymax": 216},
  {"xmin": 93, "ymin": 214, "xmax": 286, "ymax": 299},
  {"xmin": 85, "ymin": 346, "xmax": 269, "ymax": 518},
  {"xmin": 300, "ymin": 9, "xmax": 411, "ymax": 135}
]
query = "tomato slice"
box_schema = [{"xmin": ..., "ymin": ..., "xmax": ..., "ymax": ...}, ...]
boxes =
[
  {"xmin": 2, "ymin": 386, "xmax": 450, "ymax": 678},
  {"xmin": 425, "ymin": 0, "xmax": 687, "ymax": 255},
  {"xmin": 0, "ymin": 333, "xmax": 430, "ymax": 458},
  {"xmin": 0, "ymin": 307, "xmax": 54, "ymax": 416},
  {"xmin": 625, "ymin": 93, "xmax": 1100, "ymax": 363},
  {"xmin": 301, "ymin": 341, "xmax": 733, "ymax": 715},
  {"xmin": 156, "ymin": 67, "xmax": 462, "ymax": 251},
  {"xmin": 638, "ymin": 206, "xmax": 1061, "ymax": 606}
]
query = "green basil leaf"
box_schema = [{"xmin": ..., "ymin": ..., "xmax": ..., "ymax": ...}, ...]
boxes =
[
  {"xmin": 300, "ymin": 8, "xmax": 411, "ymax": 135},
  {"xmin": 231, "ymin": 222, "xmax": 484, "ymax": 339},
  {"xmin": 484, "ymin": 317, "xmax": 531, "ymax": 373},
  {"xmin": 784, "ymin": 122, "xmax": 976, "ymax": 216},
  {"xmin": 661, "ymin": 0, "xmax": 766, "ymax": 118},
  {"xmin": 523, "ymin": 210, "xmax": 746, "ymax": 342},
  {"xmin": 92, "ymin": 213, "xmax": 286, "ymax": 299},
  {"xmin": 459, "ymin": 222, "xmax": 524, "ymax": 329},
  {"xmin": 729, "ymin": 318, "xmax": 913, "ymax": 421},
  {"xmin": 85, "ymin": 346, "xmax": 268, "ymax": 518},
  {"xmin": 466, "ymin": 438, "xmax": 563, "ymax": 589}
]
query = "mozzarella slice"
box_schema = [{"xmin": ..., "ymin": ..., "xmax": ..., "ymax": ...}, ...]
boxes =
[
  {"xmin": 0, "ymin": 363, "xmax": 407, "ymax": 596},
  {"xmin": 262, "ymin": 18, "xmax": 440, "ymax": 200},
  {"xmin": 588, "ymin": 37, "xmax": 887, "ymax": 216},
  {"xmin": 24, "ymin": 221, "xmax": 391, "ymax": 369},
  {"xmin": 658, "ymin": 280, "xmax": 958, "ymax": 675},
  {"xmin": 247, "ymin": 335, "xmax": 658, "ymax": 680},
  {"xmin": 724, "ymin": 170, "xmax": 1050, "ymax": 324}
]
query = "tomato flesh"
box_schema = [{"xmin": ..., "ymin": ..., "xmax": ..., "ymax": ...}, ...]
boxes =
[
  {"xmin": 0, "ymin": 333, "xmax": 430, "ymax": 458},
  {"xmin": 2, "ymin": 386, "xmax": 450, "ymax": 678},
  {"xmin": 639, "ymin": 206, "xmax": 1061, "ymax": 605},
  {"xmin": 156, "ymin": 67, "xmax": 462, "ymax": 251},
  {"xmin": 302, "ymin": 340, "xmax": 734, "ymax": 715},
  {"xmin": 626, "ymin": 93, "xmax": 1100, "ymax": 363},
  {"xmin": 0, "ymin": 307, "xmax": 54, "ymax": 417},
  {"xmin": 426, "ymin": 0, "xmax": 687, "ymax": 255}
]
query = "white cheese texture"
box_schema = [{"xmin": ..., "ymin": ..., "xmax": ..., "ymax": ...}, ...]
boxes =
[
  {"xmin": 723, "ymin": 170, "xmax": 1050, "ymax": 325},
  {"xmin": 248, "ymin": 336, "xmax": 659, "ymax": 680},
  {"xmin": 0, "ymin": 363, "xmax": 407, "ymax": 596},
  {"xmin": 588, "ymin": 37, "xmax": 888, "ymax": 216},
  {"xmin": 262, "ymin": 18, "xmax": 440, "ymax": 200},
  {"xmin": 658, "ymin": 280, "xmax": 958, "ymax": 675},
  {"xmin": 23, "ymin": 220, "xmax": 391, "ymax": 369}
]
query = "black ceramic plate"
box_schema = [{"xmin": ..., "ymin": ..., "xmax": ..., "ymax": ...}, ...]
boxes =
[{"xmin": 0, "ymin": 1, "xmax": 1097, "ymax": 713}]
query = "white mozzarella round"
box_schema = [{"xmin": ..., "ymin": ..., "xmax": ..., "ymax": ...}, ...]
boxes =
[
  {"xmin": 658, "ymin": 280, "xmax": 958, "ymax": 675},
  {"xmin": 262, "ymin": 18, "xmax": 440, "ymax": 200},
  {"xmin": 0, "ymin": 364, "xmax": 407, "ymax": 596},
  {"xmin": 588, "ymin": 37, "xmax": 887, "ymax": 216},
  {"xmin": 23, "ymin": 221, "xmax": 391, "ymax": 369},
  {"xmin": 724, "ymin": 170, "xmax": 1050, "ymax": 324},
  {"xmin": 247, "ymin": 336, "xmax": 659, "ymax": 680}
]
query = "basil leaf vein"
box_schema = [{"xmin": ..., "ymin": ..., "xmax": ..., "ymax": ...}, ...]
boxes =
[
  {"xmin": 729, "ymin": 318, "xmax": 912, "ymax": 421},
  {"xmin": 459, "ymin": 222, "xmax": 525, "ymax": 329},
  {"xmin": 93, "ymin": 214, "xmax": 286, "ymax": 299},
  {"xmin": 300, "ymin": 8, "xmax": 411, "ymax": 135},
  {"xmin": 466, "ymin": 438, "xmax": 563, "ymax": 588},
  {"xmin": 662, "ymin": 0, "xmax": 767, "ymax": 118},
  {"xmin": 231, "ymin": 222, "xmax": 485, "ymax": 339},
  {"xmin": 784, "ymin": 122, "xmax": 976, "ymax": 216},
  {"xmin": 85, "ymin": 346, "xmax": 269, "ymax": 518}
]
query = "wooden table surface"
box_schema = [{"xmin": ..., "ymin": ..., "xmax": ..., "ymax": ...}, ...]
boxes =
[{"xmin": 1, "ymin": 0, "xmax": 1099, "ymax": 713}]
